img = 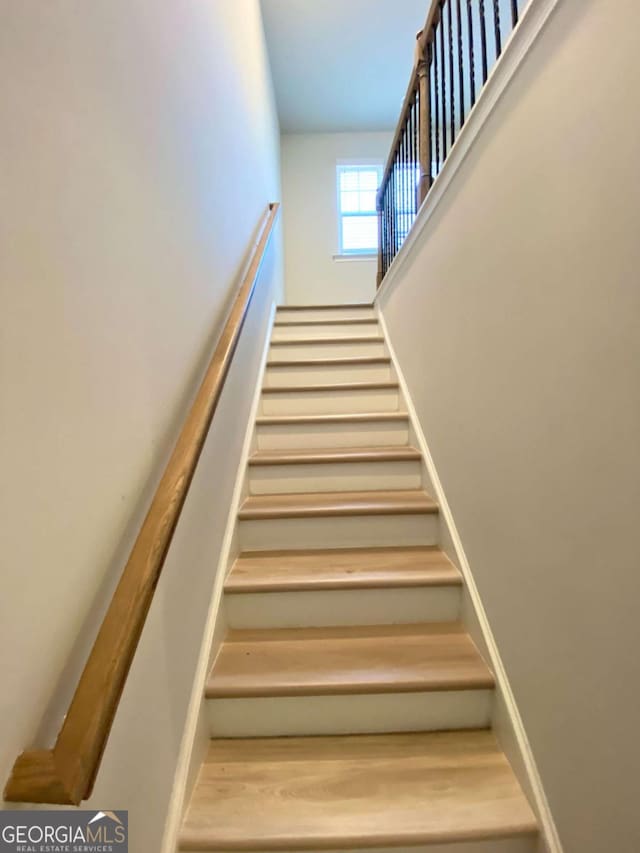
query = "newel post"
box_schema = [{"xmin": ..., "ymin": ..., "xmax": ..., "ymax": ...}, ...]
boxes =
[{"xmin": 416, "ymin": 31, "xmax": 432, "ymax": 206}]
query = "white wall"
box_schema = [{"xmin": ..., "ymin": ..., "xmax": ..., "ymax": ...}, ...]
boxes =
[
  {"xmin": 281, "ymin": 132, "xmax": 392, "ymax": 304},
  {"xmin": 0, "ymin": 1, "xmax": 282, "ymax": 848},
  {"xmin": 378, "ymin": 2, "xmax": 640, "ymax": 851}
]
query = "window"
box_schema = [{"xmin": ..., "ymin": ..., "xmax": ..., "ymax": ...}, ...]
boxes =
[{"xmin": 337, "ymin": 164, "xmax": 382, "ymax": 255}]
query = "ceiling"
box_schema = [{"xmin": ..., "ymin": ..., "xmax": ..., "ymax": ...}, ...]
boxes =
[{"xmin": 260, "ymin": 0, "xmax": 428, "ymax": 133}]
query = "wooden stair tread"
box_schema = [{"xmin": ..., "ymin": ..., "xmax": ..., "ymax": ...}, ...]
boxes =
[
  {"xmin": 262, "ymin": 380, "xmax": 399, "ymax": 394},
  {"xmin": 270, "ymin": 335, "xmax": 385, "ymax": 346},
  {"xmin": 255, "ymin": 412, "xmax": 409, "ymax": 425},
  {"xmin": 277, "ymin": 303, "xmax": 373, "ymax": 310},
  {"xmin": 248, "ymin": 446, "xmax": 421, "ymax": 466},
  {"xmin": 206, "ymin": 623, "xmax": 493, "ymax": 697},
  {"xmin": 274, "ymin": 318, "xmax": 378, "ymax": 327},
  {"xmin": 180, "ymin": 729, "xmax": 537, "ymax": 850},
  {"xmin": 225, "ymin": 546, "xmax": 462, "ymax": 593},
  {"xmin": 267, "ymin": 355, "xmax": 391, "ymax": 367},
  {"xmin": 238, "ymin": 489, "xmax": 438, "ymax": 520}
]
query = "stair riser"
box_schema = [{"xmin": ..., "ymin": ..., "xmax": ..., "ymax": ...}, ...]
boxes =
[
  {"xmin": 206, "ymin": 689, "xmax": 493, "ymax": 738},
  {"xmin": 272, "ymin": 322, "xmax": 379, "ymax": 339},
  {"xmin": 201, "ymin": 840, "xmax": 537, "ymax": 853},
  {"xmin": 248, "ymin": 460, "xmax": 422, "ymax": 495},
  {"xmin": 264, "ymin": 362, "xmax": 391, "ymax": 387},
  {"xmin": 260, "ymin": 388, "xmax": 400, "ymax": 415},
  {"xmin": 276, "ymin": 307, "xmax": 376, "ymax": 322},
  {"xmin": 255, "ymin": 420, "xmax": 410, "ymax": 450},
  {"xmin": 238, "ymin": 512, "xmax": 439, "ymax": 550},
  {"xmin": 269, "ymin": 340, "xmax": 387, "ymax": 360},
  {"xmin": 224, "ymin": 586, "xmax": 461, "ymax": 629}
]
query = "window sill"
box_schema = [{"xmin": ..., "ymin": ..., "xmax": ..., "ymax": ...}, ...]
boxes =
[{"xmin": 332, "ymin": 253, "xmax": 377, "ymax": 263}]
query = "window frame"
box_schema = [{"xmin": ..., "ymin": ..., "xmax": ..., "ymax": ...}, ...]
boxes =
[{"xmin": 335, "ymin": 162, "xmax": 383, "ymax": 258}]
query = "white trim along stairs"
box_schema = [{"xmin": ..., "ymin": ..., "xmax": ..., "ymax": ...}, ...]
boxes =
[{"xmin": 172, "ymin": 302, "xmax": 553, "ymax": 853}]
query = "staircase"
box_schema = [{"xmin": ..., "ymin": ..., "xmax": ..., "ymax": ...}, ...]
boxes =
[{"xmin": 179, "ymin": 304, "xmax": 538, "ymax": 853}]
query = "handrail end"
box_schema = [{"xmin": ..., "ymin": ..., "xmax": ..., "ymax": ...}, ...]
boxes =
[{"xmin": 4, "ymin": 749, "xmax": 79, "ymax": 806}]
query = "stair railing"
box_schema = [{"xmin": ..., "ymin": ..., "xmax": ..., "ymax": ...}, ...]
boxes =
[
  {"xmin": 377, "ymin": 0, "xmax": 524, "ymax": 286},
  {"xmin": 3, "ymin": 202, "xmax": 280, "ymax": 805}
]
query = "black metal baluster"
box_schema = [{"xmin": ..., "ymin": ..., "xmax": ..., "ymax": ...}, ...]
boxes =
[
  {"xmin": 396, "ymin": 152, "xmax": 400, "ymax": 252},
  {"xmin": 381, "ymin": 193, "xmax": 385, "ymax": 276},
  {"xmin": 391, "ymin": 174, "xmax": 395, "ymax": 263},
  {"xmin": 418, "ymin": 85, "xmax": 423, "ymax": 202},
  {"xmin": 392, "ymin": 160, "xmax": 398, "ymax": 256},
  {"xmin": 389, "ymin": 165, "xmax": 394, "ymax": 260},
  {"xmin": 398, "ymin": 139, "xmax": 403, "ymax": 246},
  {"xmin": 382, "ymin": 188, "xmax": 386, "ymax": 274},
  {"xmin": 411, "ymin": 96, "xmax": 416, "ymax": 218},
  {"xmin": 405, "ymin": 128, "xmax": 410, "ymax": 237},
  {"xmin": 402, "ymin": 131, "xmax": 409, "ymax": 237},
  {"xmin": 413, "ymin": 93, "xmax": 421, "ymax": 215},
  {"xmin": 408, "ymin": 100, "xmax": 413, "ymax": 223},
  {"xmin": 398, "ymin": 148, "xmax": 401, "ymax": 245},
  {"xmin": 388, "ymin": 172, "xmax": 393, "ymax": 263},
  {"xmin": 493, "ymin": 0, "xmax": 502, "ymax": 59},
  {"xmin": 479, "ymin": 0, "xmax": 488, "ymax": 84},
  {"xmin": 384, "ymin": 187, "xmax": 387, "ymax": 273},
  {"xmin": 511, "ymin": 0, "xmax": 518, "ymax": 27},
  {"xmin": 388, "ymin": 186, "xmax": 392, "ymax": 270},
  {"xmin": 409, "ymin": 111, "xmax": 412, "ymax": 219},
  {"xmin": 408, "ymin": 106, "xmax": 413, "ymax": 225},
  {"xmin": 433, "ymin": 23, "xmax": 440, "ymax": 175},
  {"xmin": 416, "ymin": 89, "xmax": 419, "ymax": 211},
  {"xmin": 379, "ymin": 188, "xmax": 384, "ymax": 275},
  {"xmin": 404, "ymin": 122, "xmax": 409, "ymax": 236},
  {"xmin": 405, "ymin": 120, "xmax": 410, "ymax": 233},
  {"xmin": 386, "ymin": 188, "xmax": 391, "ymax": 273},
  {"xmin": 393, "ymin": 163, "xmax": 397, "ymax": 254},
  {"xmin": 438, "ymin": 12, "xmax": 447, "ymax": 160},
  {"xmin": 467, "ymin": 0, "xmax": 476, "ymax": 108},
  {"xmin": 417, "ymin": 91, "xmax": 421, "ymax": 211},
  {"xmin": 412, "ymin": 93, "xmax": 418, "ymax": 216},
  {"xmin": 456, "ymin": 0, "xmax": 465, "ymax": 129},
  {"xmin": 382, "ymin": 188, "xmax": 387, "ymax": 274},
  {"xmin": 398, "ymin": 149, "xmax": 402, "ymax": 250},
  {"xmin": 379, "ymin": 187, "xmax": 382, "ymax": 275},
  {"xmin": 408, "ymin": 110, "xmax": 413, "ymax": 225},
  {"xmin": 430, "ymin": 25, "xmax": 436, "ymax": 169},
  {"xmin": 386, "ymin": 186, "xmax": 391, "ymax": 270},
  {"xmin": 376, "ymin": 186, "xmax": 384, "ymax": 278},
  {"xmin": 394, "ymin": 152, "xmax": 399, "ymax": 252},
  {"xmin": 408, "ymin": 117, "xmax": 412, "ymax": 228},
  {"xmin": 447, "ymin": 1, "xmax": 455, "ymax": 147},
  {"xmin": 398, "ymin": 139, "xmax": 404, "ymax": 245},
  {"xmin": 388, "ymin": 186, "xmax": 392, "ymax": 268}
]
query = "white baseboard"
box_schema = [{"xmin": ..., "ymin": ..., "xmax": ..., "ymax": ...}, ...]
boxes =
[
  {"xmin": 375, "ymin": 0, "xmax": 561, "ymax": 308},
  {"xmin": 377, "ymin": 309, "xmax": 562, "ymax": 853},
  {"xmin": 160, "ymin": 300, "xmax": 277, "ymax": 853}
]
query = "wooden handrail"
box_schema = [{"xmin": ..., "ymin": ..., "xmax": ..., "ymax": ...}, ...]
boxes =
[
  {"xmin": 377, "ymin": 3, "xmax": 442, "ymax": 211},
  {"xmin": 377, "ymin": 0, "xmax": 524, "ymax": 286},
  {"xmin": 4, "ymin": 202, "xmax": 281, "ymax": 805},
  {"xmin": 378, "ymin": 66, "xmax": 420, "ymax": 207},
  {"xmin": 376, "ymin": 5, "xmax": 442, "ymax": 287}
]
